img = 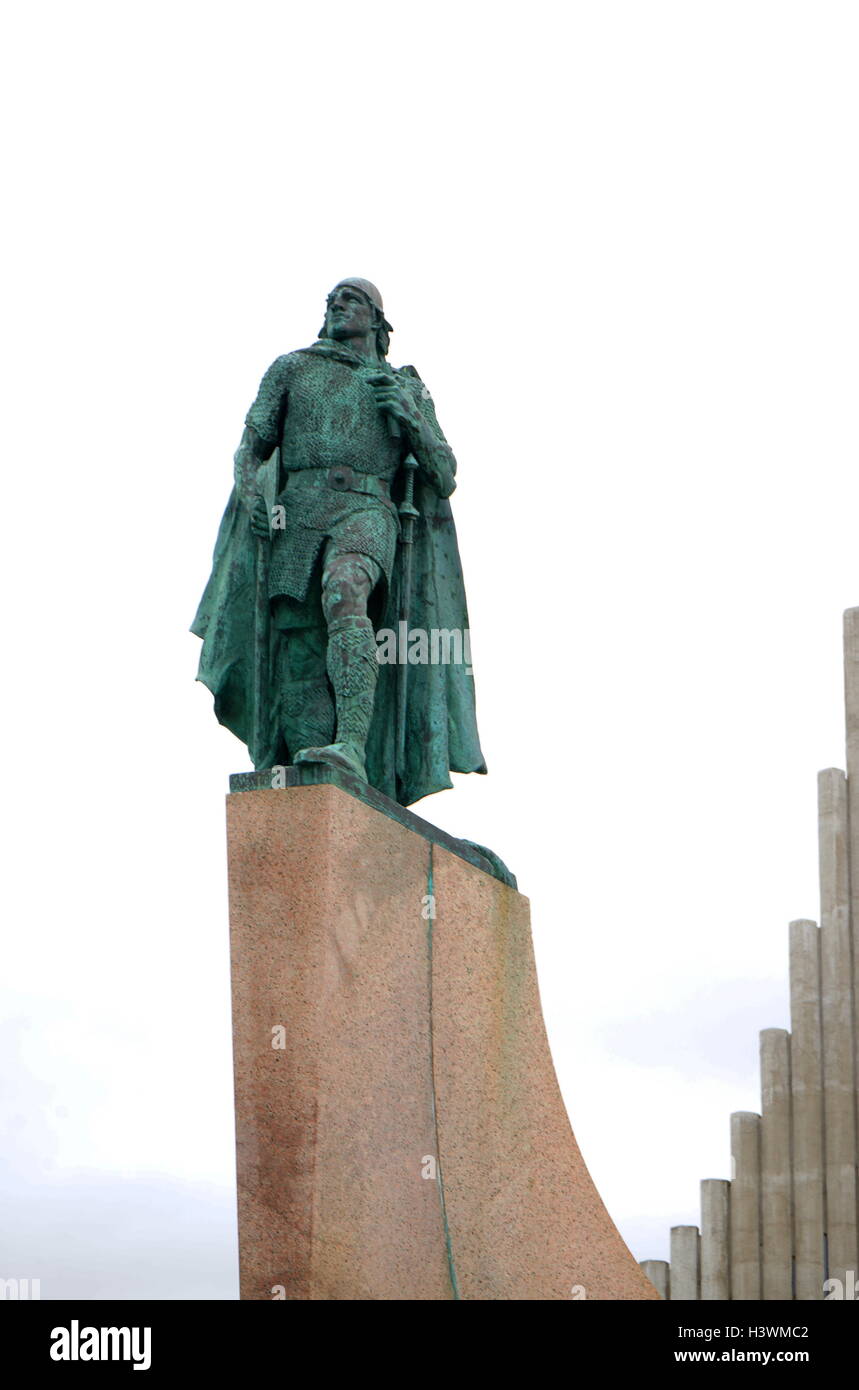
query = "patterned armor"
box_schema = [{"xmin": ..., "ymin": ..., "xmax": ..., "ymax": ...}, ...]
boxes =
[{"xmin": 245, "ymin": 341, "xmax": 455, "ymax": 602}]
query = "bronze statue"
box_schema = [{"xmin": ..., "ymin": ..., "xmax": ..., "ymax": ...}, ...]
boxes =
[{"xmin": 193, "ymin": 278, "xmax": 486, "ymax": 807}]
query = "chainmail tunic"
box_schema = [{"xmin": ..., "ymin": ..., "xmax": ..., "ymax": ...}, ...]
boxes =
[{"xmin": 245, "ymin": 342, "xmax": 455, "ymax": 602}]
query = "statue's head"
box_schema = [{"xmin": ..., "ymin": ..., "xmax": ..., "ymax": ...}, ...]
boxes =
[{"xmin": 319, "ymin": 278, "xmax": 392, "ymax": 358}]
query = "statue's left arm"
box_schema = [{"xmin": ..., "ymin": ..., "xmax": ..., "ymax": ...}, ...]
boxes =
[{"xmin": 367, "ymin": 367, "xmax": 457, "ymax": 498}]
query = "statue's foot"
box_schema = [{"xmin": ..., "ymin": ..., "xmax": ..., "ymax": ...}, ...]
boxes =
[{"xmin": 293, "ymin": 741, "xmax": 368, "ymax": 782}]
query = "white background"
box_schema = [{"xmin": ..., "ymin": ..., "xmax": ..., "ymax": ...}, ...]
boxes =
[{"xmin": 2, "ymin": 0, "xmax": 857, "ymax": 1296}]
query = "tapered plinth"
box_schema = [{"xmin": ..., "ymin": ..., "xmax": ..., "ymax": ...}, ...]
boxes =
[{"xmin": 227, "ymin": 781, "xmax": 657, "ymax": 1301}]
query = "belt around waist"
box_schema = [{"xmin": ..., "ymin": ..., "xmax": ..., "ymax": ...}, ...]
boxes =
[{"xmin": 283, "ymin": 466, "xmax": 393, "ymax": 500}]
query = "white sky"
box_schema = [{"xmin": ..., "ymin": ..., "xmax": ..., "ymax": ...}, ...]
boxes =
[{"xmin": 2, "ymin": 0, "xmax": 858, "ymax": 1296}]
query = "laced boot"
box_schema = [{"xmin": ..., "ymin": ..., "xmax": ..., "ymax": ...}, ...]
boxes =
[{"xmin": 293, "ymin": 615, "xmax": 378, "ymax": 782}]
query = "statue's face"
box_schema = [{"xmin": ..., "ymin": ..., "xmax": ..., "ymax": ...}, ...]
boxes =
[{"xmin": 325, "ymin": 285, "xmax": 375, "ymax": 342}]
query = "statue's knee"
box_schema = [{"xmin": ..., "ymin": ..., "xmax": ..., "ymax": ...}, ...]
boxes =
[{"xmin": 321, "ymin": 554, "xmax": 372, "ymax": 622}]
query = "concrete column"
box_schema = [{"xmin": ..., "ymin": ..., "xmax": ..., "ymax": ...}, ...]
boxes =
[
  {"xmin": 701, "ymin": 1179, "xmax": 730, "ymax": 1299},
  {"xmin": 790, "ymin": 918, "xmax": 825, "ymax": 1299},
  {"xmin": 760, "ymin": 1028, "xmax": 792, "ymax": 1299},
  {"xmin": 730, "ymin": 1112, "xmax": 761, "ymax": 1299},
  {"xmin": 842, "ymin": 608, "xmax": 859, "ymax": 1276},
  {"xmin": 818, "ymin": 767, "xmax": 857, "ymax": 1289},
  {"xmin": 670, "ymin": 1226, "xmax": 700, "ymax": 1300},
  {"xmin": 640, "ymin": 1259, "xmax": 669, "ymax": 1300}
]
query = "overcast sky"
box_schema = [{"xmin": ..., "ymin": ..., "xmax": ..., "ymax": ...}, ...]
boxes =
[{"xmin": 2, "ymin": 0, "xmax": 858, "ymax": 1297}]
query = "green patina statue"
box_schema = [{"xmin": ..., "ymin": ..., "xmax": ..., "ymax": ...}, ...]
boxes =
[{"xmin": 192, "ymin": 278, "xmax": 487, "ymax": 807}]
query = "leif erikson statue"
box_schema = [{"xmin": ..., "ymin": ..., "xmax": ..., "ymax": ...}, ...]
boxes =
[{"xmin": 192, "ymin": 278, "xmax": 486, "ymax": 807}]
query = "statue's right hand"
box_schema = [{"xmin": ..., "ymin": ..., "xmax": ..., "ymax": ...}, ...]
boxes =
[{"xmin": 250, "ymin": 495, "xmax": 271, "ymax": 540}]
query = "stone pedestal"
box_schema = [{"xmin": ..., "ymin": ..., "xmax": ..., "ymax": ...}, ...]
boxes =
[{"xmin": 226, "ymin": 779, "xmax": 657, "ymax": 1301}]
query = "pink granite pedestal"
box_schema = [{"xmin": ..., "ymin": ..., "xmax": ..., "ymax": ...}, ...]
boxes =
[{"xmin": 226, "ymin": 781, "xmax": 657, "ymax": 1301}]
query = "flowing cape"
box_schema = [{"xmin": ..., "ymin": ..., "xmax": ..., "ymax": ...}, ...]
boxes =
[{"xmin": 191, "ymin": 427, "xmax": 486, "ymax": 807}]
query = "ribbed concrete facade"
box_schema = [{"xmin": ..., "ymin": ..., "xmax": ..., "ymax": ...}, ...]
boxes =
[{"xmin": 641, "ymin": 609, "xmax": 859, "ymax": 1300}]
